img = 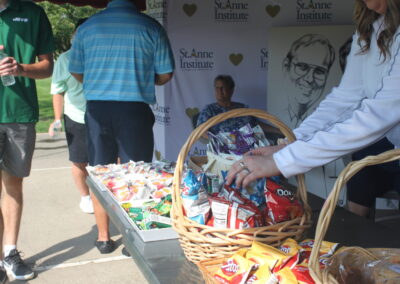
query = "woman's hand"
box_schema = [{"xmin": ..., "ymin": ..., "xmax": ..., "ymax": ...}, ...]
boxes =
[
  {"xmin": 226, "ymin": 154, "xmax": 281, "ymax": 188},
  {"xmin": 245, "ymin": 144, "xmax": 286, "ymax": 156}
]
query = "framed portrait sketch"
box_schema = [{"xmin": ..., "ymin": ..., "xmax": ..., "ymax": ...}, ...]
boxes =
[{"xmin": 267, "ymin": 25, "xmax": 355, "ymax": 202}]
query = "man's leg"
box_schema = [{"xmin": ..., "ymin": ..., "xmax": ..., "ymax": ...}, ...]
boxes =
[
  {"xmin": 0, "ymin": 173, "xmax": 6, "ymax": 284},
  {"xmin": 0, "ymin": 123, "xmax": 35, "ymax": 280},
  {"xmin": 1, "ymin": 172, "xmax": 22, "ymax": 248},
  {"xmin": 85, "ymin": 102, "xmax": 117, "ymax": 254},
  {"xmin": 71, "ymin": 162, "xmax": 93, "ymax": 214},
  {"xmin": 64, "ymin": 115, "xmax": 93, "ymax": 214}
]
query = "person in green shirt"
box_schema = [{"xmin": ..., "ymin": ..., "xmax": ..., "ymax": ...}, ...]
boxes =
[
  {"xmin": 0, "ymin": 0, "xmax": 54, "ymax": 280},
  {"xmin": 48, "ymin": 18, "xmax": 94, "ymax": 215}
]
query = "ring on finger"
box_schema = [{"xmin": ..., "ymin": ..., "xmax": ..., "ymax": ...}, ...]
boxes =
[
  {"xmin": 241, "ymin": 167, "xmax": 251, "ymax": 174},
  {"xmin": 239, "ymin": 161, "xmax": 246, "ymax": 169}
]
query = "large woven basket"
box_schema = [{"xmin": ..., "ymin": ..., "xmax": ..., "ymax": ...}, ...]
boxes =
[
  {"xmin": 171, "ymin": 108, "xmax": 312, "ymax": 263},
  {"xmin": 309, "ymin": 149, "xmax": 400, "ymax": 284}
]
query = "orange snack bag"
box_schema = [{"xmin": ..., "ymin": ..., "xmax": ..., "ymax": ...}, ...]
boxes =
[
  {"xmin": 250, "ymin": 241, "xmax": 290, "ymax": 272},
  {"xmin": 298, "ymin": 239, "xmax": 338, "ymax": 261},
  {"xmin": 214, "ymin": 254, "xmax": 256, "ymax": 284},
  {"xmin": 245, "ymin": 263, "xmax": 277, "ymax": 284},
  {"xmin": 275, "ymin": 267, "xmax": 298, "ymax": 284},
  {"xmin": 291, "ymin": 262, "xmax": 315, "ymax": 284}
]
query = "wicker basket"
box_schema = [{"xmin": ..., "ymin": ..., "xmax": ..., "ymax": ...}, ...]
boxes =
[
  {"xmin": 171, "ymin": 108, "xmax": 312, "ymax": 263},
  {"xmin": 308, "ymin": 149, "xmax": 400, "ymax": 284}
]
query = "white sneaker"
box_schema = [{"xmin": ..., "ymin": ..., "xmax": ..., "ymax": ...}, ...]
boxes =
[{"xmin": 80, "ymin": 197, "xmax": 94, "ymax": 214}]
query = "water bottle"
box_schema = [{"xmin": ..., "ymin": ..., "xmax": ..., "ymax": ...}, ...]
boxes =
[
  {"xmin": 52, "ymin": 120, "xmax": 62, "ymax": 138},
  {"xmin": 0, "ymin": 50, "xmax": 15, "ymax": 87}
]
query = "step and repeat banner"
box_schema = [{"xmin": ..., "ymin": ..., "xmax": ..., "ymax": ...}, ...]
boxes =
[{"xmin": 147, "ymin": 0, "xmax": 355, "ymax": 200}]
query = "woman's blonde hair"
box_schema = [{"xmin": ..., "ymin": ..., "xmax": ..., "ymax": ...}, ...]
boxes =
[{"xmin": 355, "ymin": 0, "xmax": 400, "ymax": 60}]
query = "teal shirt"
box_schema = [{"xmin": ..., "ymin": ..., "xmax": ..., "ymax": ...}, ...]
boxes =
[
  {"xmin": 0, "ymin": 0, "xmax": 55, "ymax": 123},
  {"xmin": 51, "ymin": 50, "xmax": 85, "ymax": 124}
]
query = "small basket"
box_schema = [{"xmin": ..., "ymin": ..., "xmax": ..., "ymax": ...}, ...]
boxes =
[
  {"xmin": 309, "ymin": 149, "xmax": 400, "ymax": 284},
  {"xmin": 171, "ymin": 108, "xmax": 312, "ymax": 263},
  {"xmin": 197, "ymin": 258, "xmax": 226, "ymax": 284}
]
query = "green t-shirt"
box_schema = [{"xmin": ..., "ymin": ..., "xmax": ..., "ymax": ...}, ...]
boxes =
[{"xmin": 0, "ymin": 0, "xmax": 55, "ymax": 123}]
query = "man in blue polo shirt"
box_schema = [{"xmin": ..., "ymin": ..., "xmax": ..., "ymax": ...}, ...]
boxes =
[{"xmin": 69, "ymin": 0, "xmax": 174, "ymax": 254}]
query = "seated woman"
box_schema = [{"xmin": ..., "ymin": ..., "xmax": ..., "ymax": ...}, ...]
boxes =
[{"xmin": 197, "ymin": 74, "xmax": 280, "ymax": 137}]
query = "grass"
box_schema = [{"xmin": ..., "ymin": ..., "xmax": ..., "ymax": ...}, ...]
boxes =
[{"xmin": 36, "ymin": 77, "xmax": 54, "ymax": 133}]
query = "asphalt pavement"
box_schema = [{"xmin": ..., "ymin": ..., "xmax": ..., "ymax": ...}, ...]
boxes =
[{"xmin": 11, "ymin": 133, "xmax": 148, "ymax": 284}]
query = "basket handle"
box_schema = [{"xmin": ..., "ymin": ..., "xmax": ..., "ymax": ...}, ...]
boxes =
[
  {"xmin": 171, "ymin": 108, "xmax": 311, "ymax": 225},
  {"xmin": 309, "ymin": 148, "xmax": 400, "ymax": 284}
]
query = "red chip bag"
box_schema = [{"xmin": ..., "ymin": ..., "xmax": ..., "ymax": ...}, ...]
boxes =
[
  {"xmin": 291, "ymin": 262, "xmax": 315, "ymax": 284},
  {"xmin": 264, "ymin": 179, "xmax": 303, "ymax": 225},
  {"xmin": 209, "ymin": 197, "xmax": 261, "ymax": 229}
]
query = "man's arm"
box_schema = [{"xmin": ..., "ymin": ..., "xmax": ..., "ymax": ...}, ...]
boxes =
[
  {"xmin": 155, "ymin": 72, "xmax": 173, "ymax": 85},
  {"xmin": 17, "ymin": 53, "xmax": 54, "ymax": 79},
  {"xmin": 71, "ymin": 72, "xmax": 83, "ymax": 83}
]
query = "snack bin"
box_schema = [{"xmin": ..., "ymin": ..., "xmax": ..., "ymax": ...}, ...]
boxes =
[
  {"xmin": 171, "ymin": 108, "xmax": 312, "ymax": 263},
  {"xmin": 86, "ymin": 167, "xmax": 178, "ymax": 243},
  {"xmin": 309, "ymin": 149, "xmax": 400, "ymax": 284}
]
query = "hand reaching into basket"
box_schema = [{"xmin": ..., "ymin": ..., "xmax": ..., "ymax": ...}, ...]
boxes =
[
  {"xmin": 226, "ymin": 148, "xmax": 283, "ymax": 188},
  {"xmin": 245, "ymin": 144, "xmax": 286, "ymax": 156}
]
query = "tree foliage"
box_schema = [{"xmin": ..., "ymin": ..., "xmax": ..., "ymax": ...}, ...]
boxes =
[{"xmin": 37, "ymin": 2, "xmax": 100, "ymax": 57}]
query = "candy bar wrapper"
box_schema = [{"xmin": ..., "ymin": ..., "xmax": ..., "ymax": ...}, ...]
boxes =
[
  {"xmin": 245, "ymin": 263, "xmax": 277, "ymax": 284},
  {"xmin": 264, "ymin": 179, "xmax": 303, "ymax": 225},
  {"xmin": 149, "ymin": 195, "xmax": 172, "ymax": 216},
  {"xmin": 214, "ymin": 254, "xmax": 256, "ymax": 284},
  {"xmin": 252, "ymin": 125, "xmax": 271, "ymax": 147}
]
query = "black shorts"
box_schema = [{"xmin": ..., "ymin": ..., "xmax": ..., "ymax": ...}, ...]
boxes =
[
  {"xmin": 347, "ymin": 138, "xmax": 400, "ymax": 207},
  {"xmin": 64, "ymin": 115, "xmax": 88, "ymax": 164},
  {"xmin": 85, "ymin": 101, "xmax": 155, "ymax": 166}
]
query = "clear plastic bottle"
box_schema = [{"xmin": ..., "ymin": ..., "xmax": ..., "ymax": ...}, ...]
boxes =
[
  {"xmin": 0, "ymin": 50, "xmax": 15, "ymax": 87},
  {"xmin": 52, "ymin": 120, "xmax": 62, "ymax": 138}
]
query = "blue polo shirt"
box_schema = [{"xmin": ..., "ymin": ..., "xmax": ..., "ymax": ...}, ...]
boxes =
[{"xmin": 68, "ymin": 0, "xmax": 174, "ymax": 104}]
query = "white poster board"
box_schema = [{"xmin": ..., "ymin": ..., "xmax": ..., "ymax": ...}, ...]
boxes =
[
  {"xmin": 267, "ymin": 25, "xmax": 355, "ymax": 201},
  {"xmin": 147, "ymin": 0, "xmax": 356, "ymax": 201}
]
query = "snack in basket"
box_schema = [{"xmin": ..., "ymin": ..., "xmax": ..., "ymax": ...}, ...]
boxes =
[
  {"xmin": 264, "ymin": 179, "xmax": 303, "ymax": 225},
  {"xmin": 213, "ymin": 254, "xmax": 257, "ymax": 284},
  {"xmin": 298, "ymin": 239, "xmax": 338, "ymax": 260},
  {"xmin": 291, "ymin": 262, "xmax": 315, "ymax": 284},
  {"xmin": 250, "ymin": 241, "xmax": 295, "ymax": 272},
  {"xmin": 245, "ymin": 263, "xmax": 276, "ymax": 284},
  {"xmin": 274, "ymin": 267, "xmax": 298, "ymax": 284},
  {"xmin": 182, "ymin": 170, "xmax": 211, "ymax": 225},
  {"xmin": 208, "ymin": 197, "xmax": 261, "ymax": 229}
]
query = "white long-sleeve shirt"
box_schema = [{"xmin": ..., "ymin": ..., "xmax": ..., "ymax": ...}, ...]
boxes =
[{"xmin": 274, "ymin": 17, "xmax": 400, "ymax": 178}]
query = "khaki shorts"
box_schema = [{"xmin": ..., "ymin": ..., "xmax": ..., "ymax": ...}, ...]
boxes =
[{"xmin": 0, "ymin": 123, "xmax": 36, "ymax": 177}]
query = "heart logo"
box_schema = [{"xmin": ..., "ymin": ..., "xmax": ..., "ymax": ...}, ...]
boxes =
[
  {"xmin": 229, "ymin": 54, "xmax": 243, "ymax": 66},
  {"xmin": 155, "ymin": 150, "xmax": 161, "ymax": 161},
  {"xmin": 183, "ymin": 4, "xmax": 197, "ymax": 17},
  {"xmin": 266, "ymin": 5, "xmax": 280, "ymax": 17},
  {"xmin": 185, "ymin": 107, "xmax": 200, "ymax": 119}
]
